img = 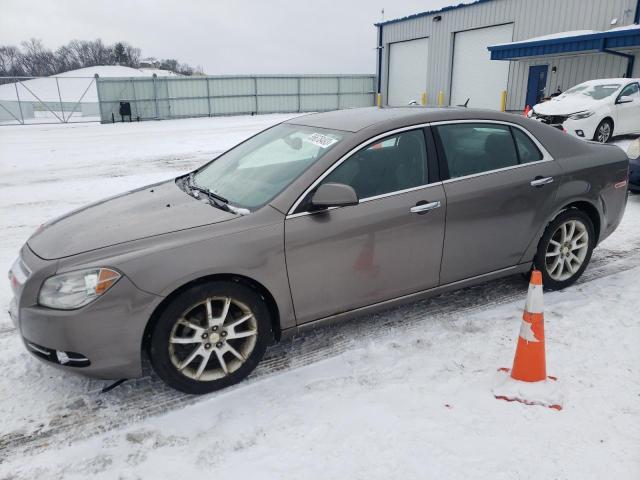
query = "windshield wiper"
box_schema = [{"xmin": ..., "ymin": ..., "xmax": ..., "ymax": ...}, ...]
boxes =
[{"xmin": 185, "ymin": 173, "xmax": 249, "ymax": 215}]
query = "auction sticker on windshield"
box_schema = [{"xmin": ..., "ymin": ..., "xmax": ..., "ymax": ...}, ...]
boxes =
[{"xmin": 305, "ymin": 132, "xmax": 338, "ymax": 149}]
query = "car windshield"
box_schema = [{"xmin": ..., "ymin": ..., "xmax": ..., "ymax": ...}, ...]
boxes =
[
  {"xmin": 193, "ymin": 124, "xmax": 346, "ymax": 210},
  {"xmin": 561, "ymin": 82, "xmax": 621, "ymax": 100}
]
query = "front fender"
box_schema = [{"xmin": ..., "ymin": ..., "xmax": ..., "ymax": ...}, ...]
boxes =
[{"xmin": 55, "ymin": 207, "xmax": 296, "ymax": 330}]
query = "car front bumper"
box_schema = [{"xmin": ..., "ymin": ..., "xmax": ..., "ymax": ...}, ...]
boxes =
[
  {"xmin": 560, "ymin": 115, "xmax": 601, "ymax": 141},
  {"xmin": 531, "ymin": 112, "xmax": 601, "ymax": 141},
  {"xmin": 10, "ymin": 245, "xmax": 163, "ymax": 379}
]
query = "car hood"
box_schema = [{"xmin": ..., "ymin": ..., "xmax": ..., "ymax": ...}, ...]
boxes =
[
  {"xmin": 28, "ymin": 179, "xmax": 237, "ymax": 260},
  {"xmin": 533, "ymin": 95, "xmax": 603, "ymax": 116}
]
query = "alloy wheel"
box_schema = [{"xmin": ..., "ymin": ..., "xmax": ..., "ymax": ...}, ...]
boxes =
[
  {"xmin": 168, "ymin": 296, "xmax": 258, "ymax": 381},
  {"xmin": 544, "ymin": 219, "xmax": 590, "ymax": 282},
  {"xmin": 596, "ymin": 122, "xmax": 611, "ymax": 143}
]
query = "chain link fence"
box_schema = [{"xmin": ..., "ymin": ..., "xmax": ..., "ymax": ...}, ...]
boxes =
[{"xmin": 96, "ymin": 74, "xmax": 376, "ymax": 123}]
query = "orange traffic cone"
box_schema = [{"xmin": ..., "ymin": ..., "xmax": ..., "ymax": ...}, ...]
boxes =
[
  {"xmin": 523, "ymin": 105, "xmax": 531, "ymax": 117},
  {"xmin": 493, "ymin": 269, "xmax": 563, "ymax": 410},
  {"xmin": 511, "ymin": 270, "xmax": 546, "ymax": 381}
]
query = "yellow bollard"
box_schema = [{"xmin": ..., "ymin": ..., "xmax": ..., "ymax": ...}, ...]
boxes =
[
  {"xmin": 376, "ymin": 93, "xmax": 382, "ymax": 108},
  {"xmin": 500, "ymin": 90, "xmax": 507, "ymax": 112},
  {"xmin": 421, "ymin": 92, "xmax": 427, "ymax": 106},
  {"xmin": 437, "ymin": 91, "xmax": 444, "ymax": 107}
]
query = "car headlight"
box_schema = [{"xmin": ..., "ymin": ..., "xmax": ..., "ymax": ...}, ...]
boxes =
[
  {"xmin": 38, "ymin": 268, "xmax": 121, "ymax": 310},
  {"xmin": 568, "ymin": 110, "xmax": 594, "ymax": 120}
]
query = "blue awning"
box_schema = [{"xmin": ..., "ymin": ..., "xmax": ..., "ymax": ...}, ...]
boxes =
[{"xmin": 488, "ymin": 25, "xmax": 640, "ymax": 60}]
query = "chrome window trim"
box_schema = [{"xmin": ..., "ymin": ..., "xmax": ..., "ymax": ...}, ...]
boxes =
[
  {"xmin": 440, "ymin": 158, "xmax": 554, "ymax": 184},
  {"xmin": 286, "ymin": 118, "xmax": 554, "ymax": 217}
]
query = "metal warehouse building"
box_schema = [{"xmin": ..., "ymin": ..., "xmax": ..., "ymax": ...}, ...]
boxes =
[{"xmin": 376, "ymin": 0, "xmax": 640, "ymax": 110}]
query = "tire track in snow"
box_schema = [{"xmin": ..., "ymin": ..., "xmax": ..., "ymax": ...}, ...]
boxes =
[{"xmin": 1, "ymin": 246, "xmax": 639, "ymax": 460}]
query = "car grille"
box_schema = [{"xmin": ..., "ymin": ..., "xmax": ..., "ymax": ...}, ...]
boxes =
[
  {"xmin": 532, "ymin": 112, "xmax": 567, "ymax": 125},
  {"xmin": 9, "ymin": 256, "xmax": 31, "ymax": 296}
]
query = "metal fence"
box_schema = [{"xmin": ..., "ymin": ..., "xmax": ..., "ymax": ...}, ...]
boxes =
[
  {"xmin": 0, "ymin": 76, "xmax": 99, "ymax": 125},
  {"xmin": 96, "ymin": 74, "xmax": 376, "ymax": 123}
]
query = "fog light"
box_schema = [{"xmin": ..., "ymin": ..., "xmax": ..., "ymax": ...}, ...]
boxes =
[{"xmin": 575, "ymin": 130, "xmax": 584, "ymax": 137}]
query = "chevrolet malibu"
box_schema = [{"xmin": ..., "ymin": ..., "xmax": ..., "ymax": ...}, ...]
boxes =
[{"xmin": 8, "ymin": 108, "xmax": 629, "ymax": 394}]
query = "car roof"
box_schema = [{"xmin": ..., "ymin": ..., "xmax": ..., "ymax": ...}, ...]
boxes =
[{"xmin": 284, "ymin": 107, "xmax": 526, "ymax": 133}]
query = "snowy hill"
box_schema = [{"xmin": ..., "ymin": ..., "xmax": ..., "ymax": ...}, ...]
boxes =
[{"xmin": 0, "ymin": 65, "xmax": 179, "ymax": 103}]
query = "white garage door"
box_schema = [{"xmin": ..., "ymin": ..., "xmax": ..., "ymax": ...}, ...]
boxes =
[
  {"xmin": 387, "ymin": 38, "xmax": 428, "ymax": 106},
  {"xmin": 451, "ymin": 24, "xmax": 513, "ymax": 109}
]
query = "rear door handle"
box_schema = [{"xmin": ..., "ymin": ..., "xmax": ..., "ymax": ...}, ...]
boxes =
[
  {"xmin": 410, "ymin": 201, "xmax": 441, "ymax": 214},
  {"xmin": 530, "ymin": 176, "xmax": 554, "ymax": 187}
]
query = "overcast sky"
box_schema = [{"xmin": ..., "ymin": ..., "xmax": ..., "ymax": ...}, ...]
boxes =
[{"xmin": 1, "ymin": 0, "xmax": 459, "ymax": 74}]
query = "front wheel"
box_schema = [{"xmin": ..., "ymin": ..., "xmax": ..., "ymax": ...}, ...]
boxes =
[
  {"xmin": 149, "ymin": 281, "xmax": 272, "ymax": 394},
  {"xmin": 593, "ymin": 119, "xmax": 613, "ymax": 143},
  {"xmin": 534, "ymin": 210, "xmax": 595, "ymax": 290}
]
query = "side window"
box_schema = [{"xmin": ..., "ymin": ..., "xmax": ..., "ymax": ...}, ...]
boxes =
[
  {"xmin": 620, "ymin": 83, "xmax": 640, "ymax": 98},
  {"xmin": 434, "ymin": 123, "xmax": 519, "ymax": 178},
  {"xmin": 512, "ymin": 128, "xmax": 543, "ymax": 164},
  {"xmin": 321, "ymin": 129, "xmax": 428, "ymax": 199}
]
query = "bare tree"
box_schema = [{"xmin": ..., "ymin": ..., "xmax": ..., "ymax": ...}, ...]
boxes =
[
  {"xmin": 19, "ymin": 38, "xmax": 56, "ymax": 76},
  {"xmin": 0, "ymin": 38, "xmax": 194, "ymax": 77},
  {"xmin": 0, "ymin": 45, "xmax": 24, "ymax": 76}
]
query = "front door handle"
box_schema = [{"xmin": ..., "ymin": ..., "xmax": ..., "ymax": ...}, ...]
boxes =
[
  {"xmin": 530, "ymin": 176, "xmax": 554, "ymax": 187},
  {"xmin": 410, "ymin": 201, "xmax": 441, "ymax": 214}
]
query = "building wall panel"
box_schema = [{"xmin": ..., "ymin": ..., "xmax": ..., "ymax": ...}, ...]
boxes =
[{"xmin": 378, "ymin": 0, "xmax": 638, "ymax": 110}]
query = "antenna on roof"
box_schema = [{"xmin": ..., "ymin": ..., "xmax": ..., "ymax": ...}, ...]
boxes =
[
  {"xmin": 381, "ymin": 8, "xmax": 385, "ymax": 22},
  {"xmin": 457, "ymin": 98, "xmax": 470, "ymax": 107}
]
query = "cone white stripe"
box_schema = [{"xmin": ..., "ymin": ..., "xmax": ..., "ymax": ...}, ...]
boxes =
[
  {"xmin": 524, "ymin": 283, "xmax": 544, "ymax": 314},
  {"xmin": 519, "ymin": 318, "xmax": 541, "ymax": 342}
]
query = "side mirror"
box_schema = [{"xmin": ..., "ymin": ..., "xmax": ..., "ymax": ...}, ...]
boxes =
[
  {"xmin": 617, "ymin": 95, "xmax": 634, "ymax": 104},
  {"xmin": 311, "ymin": 183, "xmax": 359, "ymax": 209}
]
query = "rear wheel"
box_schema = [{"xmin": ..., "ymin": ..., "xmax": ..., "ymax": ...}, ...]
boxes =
[
  {"xmin": 534, "ymin": 210, "xmax": 595, "ymax": 290},
  {"xmin": 149, "ymin": 281, "xmax": 272, "ymax": 394},
  {"xmin": 593, "ymin": 119, "xmax": 613, "ymax": 143}
]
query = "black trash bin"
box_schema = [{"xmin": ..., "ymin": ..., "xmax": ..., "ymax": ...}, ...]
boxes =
[{"xmin": 119, "ymin": 101, "xmax": 132, "ymax": 122}]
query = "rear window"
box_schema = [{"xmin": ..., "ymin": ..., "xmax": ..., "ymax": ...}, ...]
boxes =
[
  {"xmin": 434, "ymin": 123, "xmax": 543, "ymax": 179},
  {"xmin": 435, "ymin": 124, "xmax": 519, "ymax": 178},
  {"xmin": 513, "ymin": 128, "xmax": 543, "ymax": 164}
]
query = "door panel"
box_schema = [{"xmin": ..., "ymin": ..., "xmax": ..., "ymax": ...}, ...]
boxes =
[
  {"xmin": 285, "ymin": 184, "xmax": 446, "ymax": 324},
  {"xmin": 440, "ymin": 161, "xmax": 561, "ymax": 284}
]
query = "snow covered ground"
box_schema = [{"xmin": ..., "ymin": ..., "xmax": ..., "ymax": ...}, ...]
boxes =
[{"xmin": 0, "ymin": 116, "xmax": 638, "ymax": 479}]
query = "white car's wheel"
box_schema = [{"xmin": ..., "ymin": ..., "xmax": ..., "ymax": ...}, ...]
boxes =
[{"xmin": 593, "ymin": 119, "xmax": 613, "ymax": 143}]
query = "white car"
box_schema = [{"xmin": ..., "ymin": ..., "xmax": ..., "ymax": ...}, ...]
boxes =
[{"xmin": 529, "ymin": 78, "xmax": 640, "ymax": 143}]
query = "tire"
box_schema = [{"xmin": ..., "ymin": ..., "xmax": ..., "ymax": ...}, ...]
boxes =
[
  {"xmin": 534, "ymin": 210, "xmax": 595, "ymax": 290},
  {"xmin": 593, "ymin": 119, "xmax": 613, "ymax": 143},
  {"xmin": 149, "ymin": 280, "xmax": 272, "ymax": 394}
]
